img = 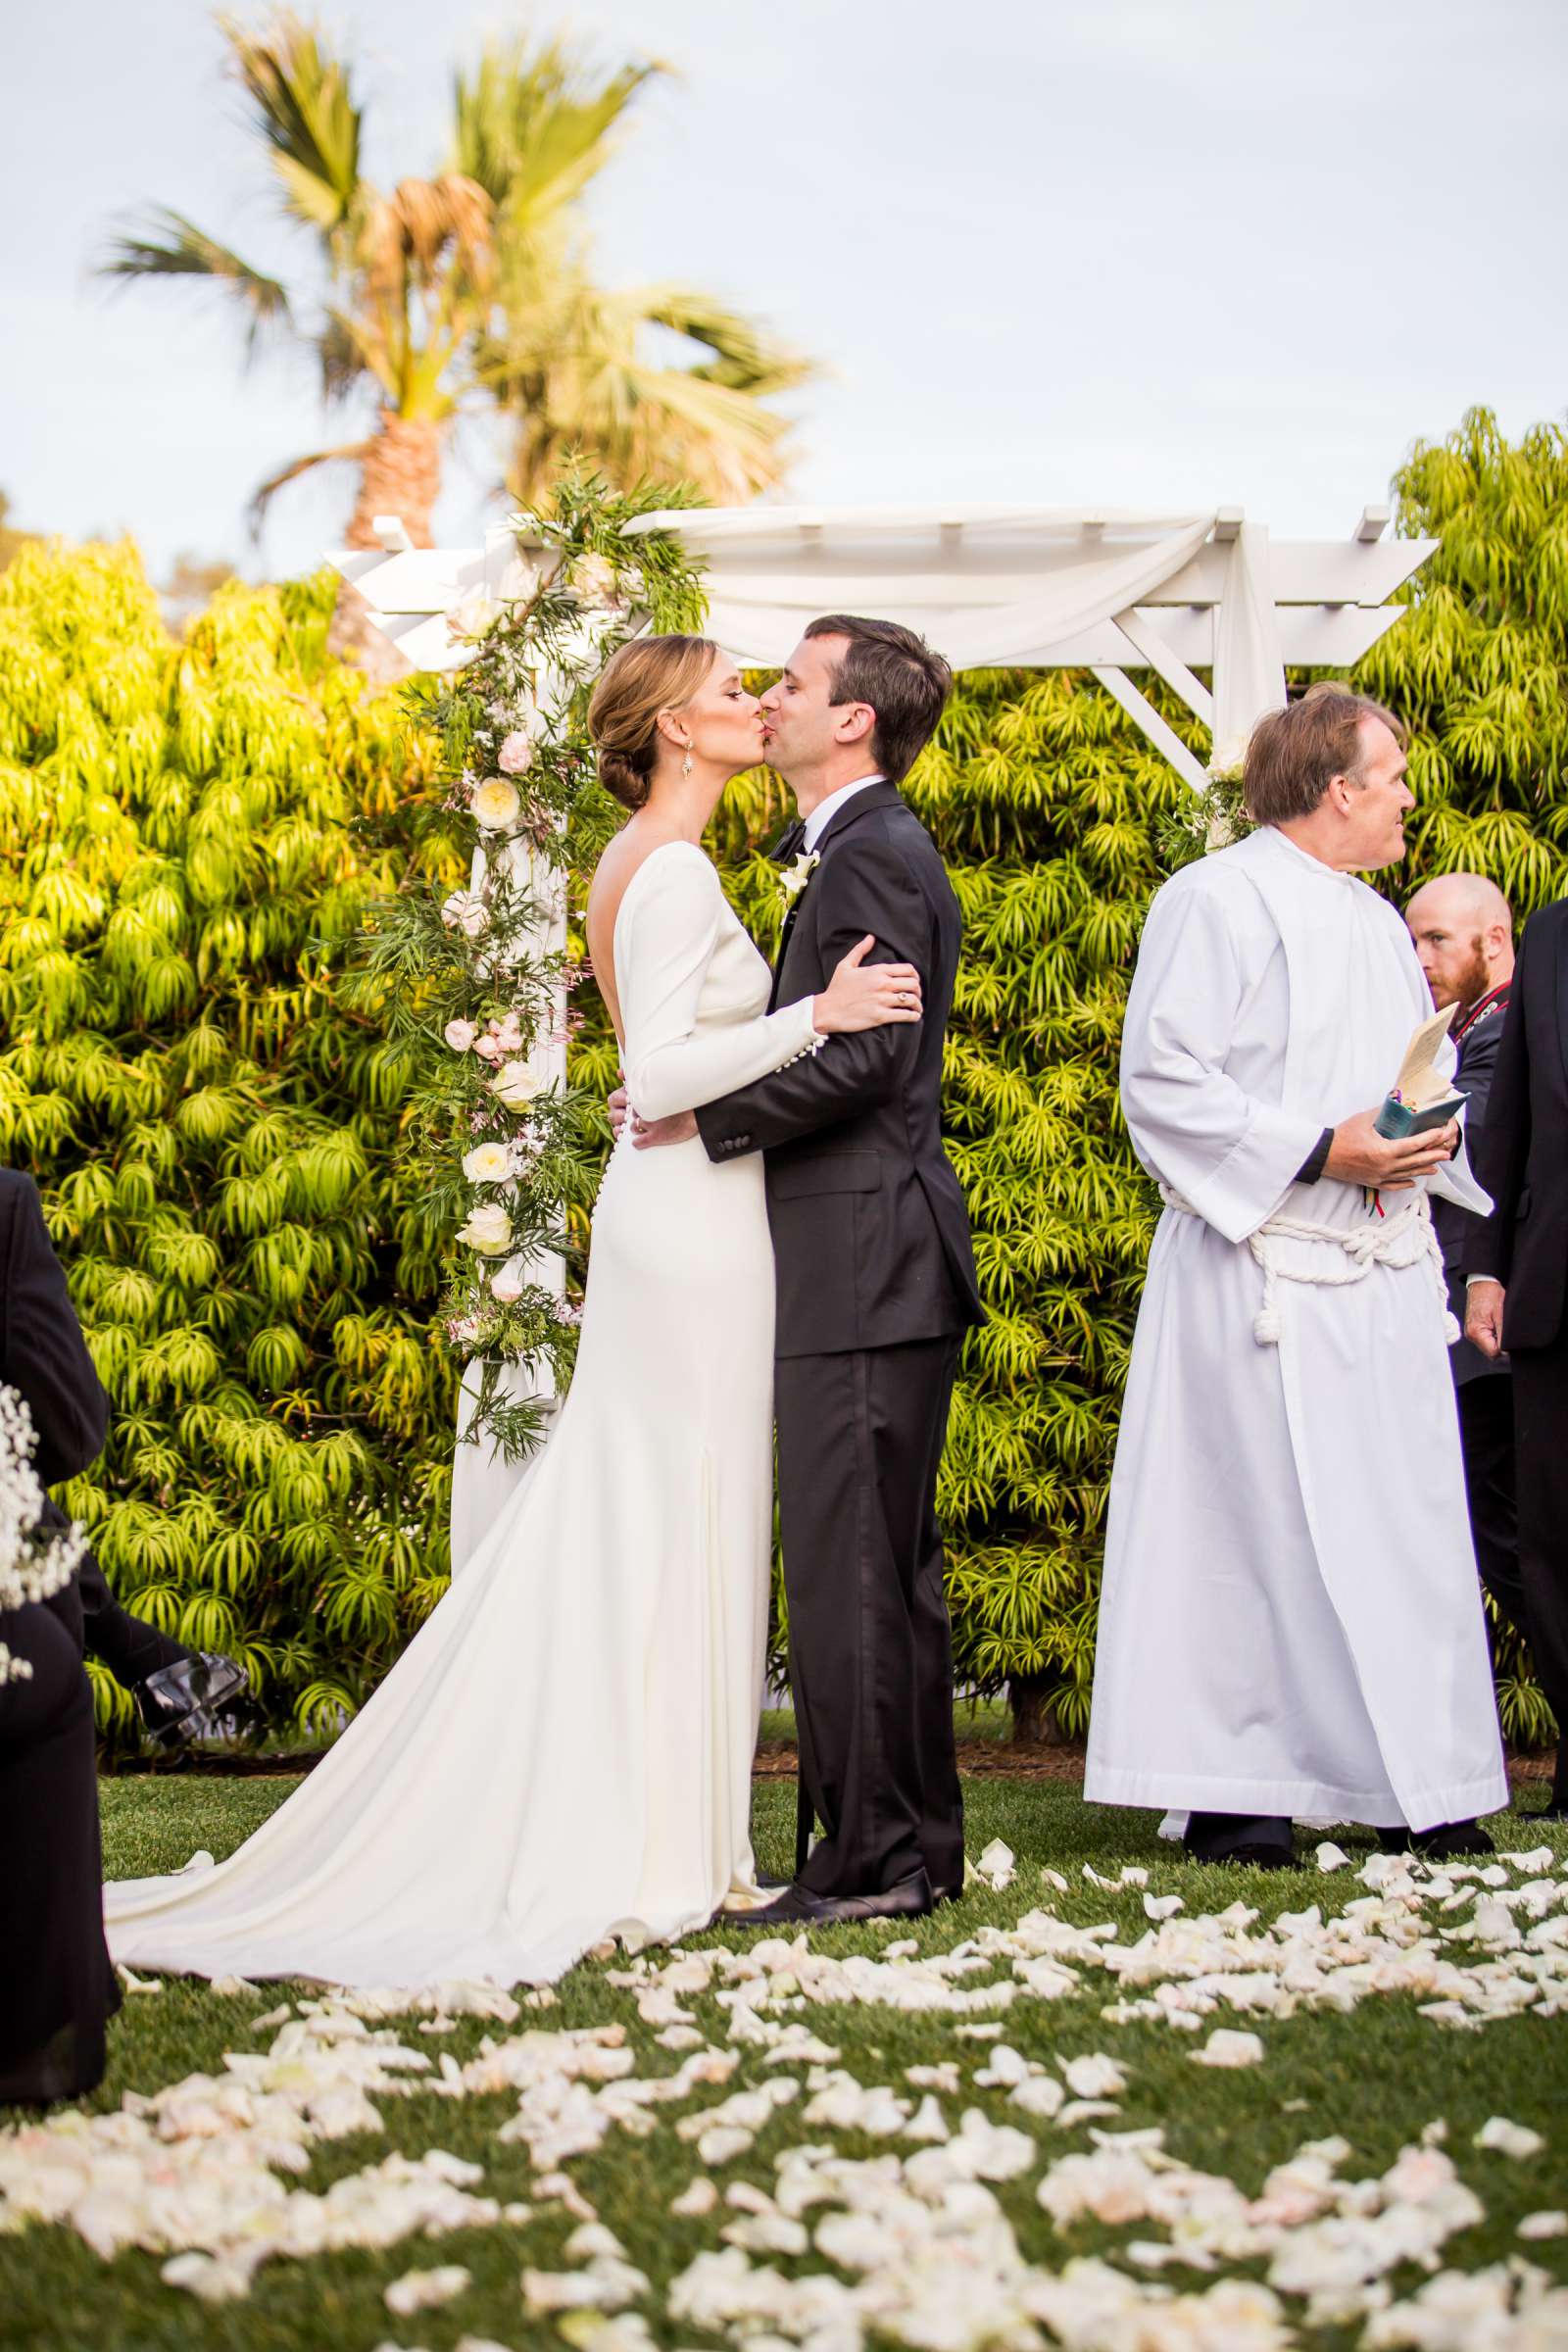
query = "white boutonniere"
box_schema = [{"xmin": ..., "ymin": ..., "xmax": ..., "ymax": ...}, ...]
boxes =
[{"xmin": 778, "ymin": 851, "xmax": 819, "ymax": 907}]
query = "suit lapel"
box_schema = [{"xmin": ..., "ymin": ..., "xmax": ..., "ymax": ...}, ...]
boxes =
[{"xmin": 766, "ymin": 782, "xmax": 906, "ymax": 1010}]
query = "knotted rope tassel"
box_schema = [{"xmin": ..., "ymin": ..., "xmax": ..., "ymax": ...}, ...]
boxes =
[{"xmin": 1159, "ymin": 1186, "xmax": 1458, "ymax": 1348}]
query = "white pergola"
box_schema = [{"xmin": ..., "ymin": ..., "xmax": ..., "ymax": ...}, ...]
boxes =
[
  {"xmin": 332, "ymin": 503, "xmax": 1436, "ymax": 788},
  {"xmin": 331, "ymin": 502, "xmax": 1436, "ymax": 1565}
]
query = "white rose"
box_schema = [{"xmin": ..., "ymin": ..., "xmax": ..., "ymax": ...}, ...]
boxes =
[
  {"xmin": 496, "ymin": 731, "xmax": 535, "ymax": 776},
  {"xmin": 490, "ymin": 1059, "xmax": 546, "ymax": 1111},
  {"xmin": 450, "ymin": 589, "xmax": 495, "ymax": 640},
  {"xmin": 471, "ymin": 778, "xmax": 521, "ymax": 831},
  {"xmin": 462, "ymin": 1142, "xmax": 512, "ymax": 1185},
  {"xmin": 456, "ymin": 1201, "xmax": 513, "ymax": 1256},
  {"xmin": 572, "ymin": 552, "xmax": 621, "ymax": 608},
  {"xmin": 441, "ymin": 890, "xmax": 489, "ymax": 938}
]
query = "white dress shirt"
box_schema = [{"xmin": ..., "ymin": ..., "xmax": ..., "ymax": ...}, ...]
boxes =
[{"xmin": 803, "ymin": 773, "xmax": 884, "ymax": 853}]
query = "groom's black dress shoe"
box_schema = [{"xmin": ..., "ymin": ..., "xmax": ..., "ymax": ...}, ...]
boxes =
[{"xmin": 720, "ymin": 1867, "xmax": 934, "ymax": 1929}]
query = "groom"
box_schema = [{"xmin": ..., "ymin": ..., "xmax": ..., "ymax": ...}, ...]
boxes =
[{"xmin": 627, "ymin": 615, "xmax": 983, "ymax": 1923}]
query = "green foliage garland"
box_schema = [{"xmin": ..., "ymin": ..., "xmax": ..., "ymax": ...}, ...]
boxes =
[{"xmin": 351, "ymin": 475, "xmax": 708, "ymax": 1461}]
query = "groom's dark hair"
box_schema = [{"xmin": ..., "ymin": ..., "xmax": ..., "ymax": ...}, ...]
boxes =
[{"xmin": 805, "ymin": 614, "xmax": 953, "ymax": 784}]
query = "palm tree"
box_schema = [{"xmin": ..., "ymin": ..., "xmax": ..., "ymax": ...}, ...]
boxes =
[
  {"xmin": 102, "ymin": 15, "xmax": 811, "ymax": 643},
  {"xmin": 452, "ymin": 42, "xmax": 812, "ymax": 506},
  {"xmin": 104, "ymin": 16, "xmax": 492, "ymax": 560}
]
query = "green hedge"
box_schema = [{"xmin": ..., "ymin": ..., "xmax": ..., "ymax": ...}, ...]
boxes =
[
  {"xmin": 0, "ymin": 541, "xmax": 464, "ymax": 1740},
  {"xmin": 4, "ymin": 406, "xmax": 1563, "ymax": 1749}
]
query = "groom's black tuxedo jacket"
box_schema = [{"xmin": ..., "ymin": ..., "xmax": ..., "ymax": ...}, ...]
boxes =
[{"xmin": 695, "ymin": 780, "xmax": 984, "ymax": 1358}]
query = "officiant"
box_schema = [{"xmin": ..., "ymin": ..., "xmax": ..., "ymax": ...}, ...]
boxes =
[{"xmin": 1085, "ymin": 686, "xmax": 1508, "ymax": 1866}]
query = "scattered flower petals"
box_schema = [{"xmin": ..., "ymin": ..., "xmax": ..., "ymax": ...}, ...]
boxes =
[{"xmin": 1190, "ymin": 2030, "xmax": 1266, "ymax": 2068}]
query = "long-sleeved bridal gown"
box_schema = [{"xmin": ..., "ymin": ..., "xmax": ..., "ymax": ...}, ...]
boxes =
[{"xmin": 105, "ymin": 842, "xmax": 819, "ymax": 1986}]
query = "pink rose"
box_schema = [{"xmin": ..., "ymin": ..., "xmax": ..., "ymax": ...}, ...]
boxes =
[
  {"xmin": 474, "ymin": 1031, "xmax": 504, "ymax": 1062},
  {"xmin": 444, "ymin": 1018, "xmax": 477, "ymax": 1053},
  {"xmin": 497, "ymin": 731, "xmax": 535, "ymax": 776}
]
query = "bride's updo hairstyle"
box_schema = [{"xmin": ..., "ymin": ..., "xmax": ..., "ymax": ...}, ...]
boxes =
[{"xmin": 587, "ymin": 634, "xmax": 720, "ymax": 811}]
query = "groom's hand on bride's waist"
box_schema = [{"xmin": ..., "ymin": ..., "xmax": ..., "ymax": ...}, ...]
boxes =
[{"xmin": 607, "ymin": 1086, "xmax": 697, "ymax": 1151}]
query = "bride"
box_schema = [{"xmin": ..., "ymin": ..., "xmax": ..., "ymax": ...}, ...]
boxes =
[{"xmin": 104, "ymin": 635, "xmax": 922, "ymax": 1988}]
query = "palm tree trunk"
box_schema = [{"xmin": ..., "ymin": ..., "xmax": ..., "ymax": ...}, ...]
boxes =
[{"xmin": 329, "ymin": 413, "xmax": 445, "ymax": 679}]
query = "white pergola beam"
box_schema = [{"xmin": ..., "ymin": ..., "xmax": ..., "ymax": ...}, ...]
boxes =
[
  {"xmin": 1090, "ymin": 666, "xmax": 1211, "ymax": 793},
  {"xmin": 328, "ymin": 508, "xmax": 1435, "ymax": 799},
  {"xmin": 1108, "ymin": 608, "xmax": 1215, "ymax": 729}
]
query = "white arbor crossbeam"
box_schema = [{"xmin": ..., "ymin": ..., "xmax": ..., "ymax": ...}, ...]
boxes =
[{"xmin": 328, "ymin": 504, "xmax": 1436, "ymax": 794}]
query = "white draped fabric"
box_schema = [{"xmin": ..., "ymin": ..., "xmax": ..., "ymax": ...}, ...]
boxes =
[{"xmin": 1085, "ymin": 825, "xmax": 1509, "ymax": 1834}]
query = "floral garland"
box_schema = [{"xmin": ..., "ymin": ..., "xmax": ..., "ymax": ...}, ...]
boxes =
[
  {"xmin": 0, "ymin": 1385, "xmax": 86, "ymax": 1685},
  {"xmin": 1159, "ymin": 763, "xmax": 1252, "ymax": 872},
  {"xmin": 358, "ymin": 475, "xmax": 706, "ymax": 1465}
]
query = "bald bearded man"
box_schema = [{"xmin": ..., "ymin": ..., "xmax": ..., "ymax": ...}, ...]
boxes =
[{"xmin": 1407, "ymin": 874, "xmax": 1565, "ymax": 1814}]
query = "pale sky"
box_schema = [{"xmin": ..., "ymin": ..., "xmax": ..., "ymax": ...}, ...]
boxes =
[{"xmin": 5, "ymin": 0, "xmax": 1565, "ymax": 585}]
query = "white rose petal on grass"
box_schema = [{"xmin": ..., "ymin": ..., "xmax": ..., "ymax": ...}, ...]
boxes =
[
  {"xmin": 1063, "ymin": 2054, "xmax": 1129, "ymax": 2099},
  {"xmin": 1190, "ymin": 2029, "xmax": 1266, "ymax": 2068},
  {"xmin": 973, "ymin": 1839, "xmax": 1015, "ymax": 1889},
  {"xmin": 456, "ymin": 1202, "xmax": 513, "ymax": 1256},
  {"xmin": 1009, "ymin": 2075, "xmax": 1066, "ymax": 2121},
  {"xmin": 1143, "ymin": 1892, "xmax": 1184, "ymax": 1921},
  {"xmin": 1315, "ymin": 1841, "xmax": 1351, "ymax": 1873},
  {"xmin": 671, "ymin": 2178, "xmax": 717, "ymax": 2217},
  {"xmin": 1474, "ymin": 2116, "xmax": 1544, "ymax": 2159},
  {"xmin": 385, "ymin": 2264, "xmax": 470, "ymax": 2317},
  {"xmin": 1518, "ymin": 2211, "xmax": 1568, "ymax": 2238},
  {"xmin": 471, "ymin": 778, "xmax": 521, "ymax": 831},
  {"xmin": 461, "ymin": 1142, "xmax": 511, "ymax": 1185}
]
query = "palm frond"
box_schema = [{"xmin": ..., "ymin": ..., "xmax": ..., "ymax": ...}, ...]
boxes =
[
  {"xmin": 99, "ymin": 210, "xmax": 291, "ymax": 354},
  {"xmin": 451, "ymin": 38, "xmax": 660, "ymax": 219},
  {"xmin": 220, "ymin": 10, "xmax": 362, "ymax": 236}
]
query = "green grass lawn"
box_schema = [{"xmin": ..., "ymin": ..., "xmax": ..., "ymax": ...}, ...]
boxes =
[{"xmin": 1, "ymin": 1774, "xmax": 1565, "ymax": 2352}]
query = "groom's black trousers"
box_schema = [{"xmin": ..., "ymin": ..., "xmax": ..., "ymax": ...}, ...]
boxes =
[{"xmin": 776, "ymin": 1335, "xmax": 965, "ymax": 1899}]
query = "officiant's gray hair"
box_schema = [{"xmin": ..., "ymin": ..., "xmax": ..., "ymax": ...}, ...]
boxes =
[{"xmin": 1244, "ymin": 682, "xmax": 1408, "ymax": 825}]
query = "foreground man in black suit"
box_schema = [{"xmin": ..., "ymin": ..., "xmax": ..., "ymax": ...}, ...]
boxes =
[
  {"xmin": 629, "ymin": 617, "xmax": 984, "ymax": 1923},
  {"xmin": 1465, "ymin": 893, "xmax": 1568, "ymax": 1819},
  {"xmin": 0, "ymin": 1170, "xmax": 119, "ymax": 2101}
]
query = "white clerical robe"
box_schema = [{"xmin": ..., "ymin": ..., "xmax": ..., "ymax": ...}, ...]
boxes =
[{"xmin": 1084, "ymin": 823, "xmax": 1508, "ymax": 1831}]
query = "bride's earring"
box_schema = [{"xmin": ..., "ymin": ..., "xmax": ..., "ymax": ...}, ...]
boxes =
[{"xmin": 681, "ymin": 742, "xmax": 694, "ymax": 779}]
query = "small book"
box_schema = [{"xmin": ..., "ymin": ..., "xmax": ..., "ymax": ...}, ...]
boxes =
[{"xmin": 1373, "ymin": 1002, "xmax": 1468, "ymax": 1138}]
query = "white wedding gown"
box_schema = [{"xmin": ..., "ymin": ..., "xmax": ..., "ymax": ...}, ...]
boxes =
[{"xmin": 105, "ymin": 842, "xmax": 822, "ymax": 1986}]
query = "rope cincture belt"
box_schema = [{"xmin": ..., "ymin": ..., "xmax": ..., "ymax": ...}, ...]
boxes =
[{"xmin": 1158, "ymin": 1185, "xmax": 1460, "ymax": 1349}]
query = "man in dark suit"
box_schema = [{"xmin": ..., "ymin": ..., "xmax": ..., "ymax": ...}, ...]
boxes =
[
  {"xmin": 1463, "ymin": 893, "xmax": 1568, "ymax": 1819},
  {"xmin": 0, "ymin": 1172, "xmax": 246, "ymax": 1742},
  {"xmin": 0, "ymin": 1168, "xmax": 119, "ymax": 2100},
  {"xmin": 625, "ymin": 617, "xmax": 983, "ymax": 1923},
  {"xmin": 1405, "ymin": 877, "xmax": 1534, "ymax": 1671}
]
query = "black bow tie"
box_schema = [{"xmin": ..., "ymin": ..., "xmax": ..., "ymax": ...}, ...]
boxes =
[{"xmin": 769, "ymin": 817, "xmax": 808, "ymax": 863}]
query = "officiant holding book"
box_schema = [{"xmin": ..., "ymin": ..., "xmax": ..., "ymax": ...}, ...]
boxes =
[{"xmin": 1085, "ymin": 686, "xmax": 1508, "ymax": 1866}]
